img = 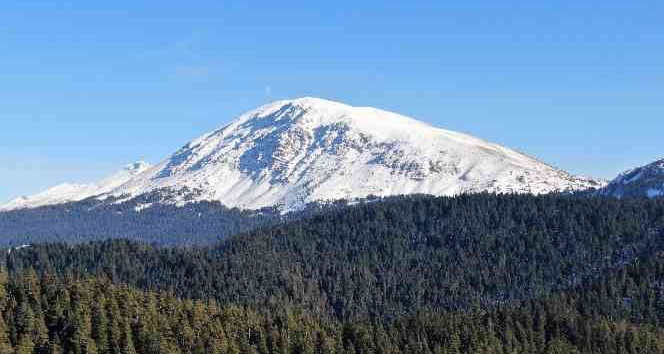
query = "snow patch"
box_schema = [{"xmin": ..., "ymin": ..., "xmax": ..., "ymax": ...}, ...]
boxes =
[{"xmin": 647, "ymin": 189, "xmax": 663, "ymax": 198}]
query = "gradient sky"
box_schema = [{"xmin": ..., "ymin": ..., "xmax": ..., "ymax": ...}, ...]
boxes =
[{"xmin": 1, "ymin": 1, "xmax": 663, "ymax": 203}]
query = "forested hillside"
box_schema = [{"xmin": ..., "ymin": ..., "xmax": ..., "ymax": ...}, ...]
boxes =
[
  {"xmin": 4, "ymin": 255, "xmax": 664, "ymax": 354},
  {"xmin": 6, "ymin": 194, "xmax": 664, "ymax": 319},
  {"xmin": 4, "ymin": 194, "xmax": 664, "ymax": 353}
]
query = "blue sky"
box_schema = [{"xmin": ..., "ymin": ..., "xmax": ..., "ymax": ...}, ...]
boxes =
[{"xmin": 1, "ymin": 1, "xmax": 663, "ymax": 202}]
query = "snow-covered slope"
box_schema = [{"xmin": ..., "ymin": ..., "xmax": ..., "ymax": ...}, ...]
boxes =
[
  {"xmin": 106, "ymin": 97, "xmax": 602, "ymax": 211},
  {"xmin": 2, "ymin": 98, "xmax": 605, "ymax": 212},
  {"xmin": 600, "ymin": 158, "xmax": 664, "ymax": 198},
  {"xmin": 1, "ymin": 161, "xmax": 152, "ymax": 210}
]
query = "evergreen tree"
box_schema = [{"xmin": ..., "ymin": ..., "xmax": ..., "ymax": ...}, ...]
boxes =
[
  {"xmin": 0, "ymin": 315, "xmax": 13, "ymax": 354},
  {"xmin": 92, "ymin": 293, "xmax": 110, "ymax": 354}
]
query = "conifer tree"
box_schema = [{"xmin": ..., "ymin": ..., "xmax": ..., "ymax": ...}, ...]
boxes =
[
  {"xmin": 0, "ymin": 315, "xmax": 13, "ymax": 354},
  {"xmin": 48, "ymin": 334, "xmax": 63, "ymax": 354},
  {"xmin": 120, "ymin": 321, "xmax": 137, "ymax": 354},
  {"xmin": 92, "ymin": 293, "xmax": 110, "ymax": 354},
  {"xmin": 15, "ymin": 334, "xmax": 34, "ymax": 354}
]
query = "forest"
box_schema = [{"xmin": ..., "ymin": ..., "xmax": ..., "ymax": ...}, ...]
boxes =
[{"xmin": 3, "ymin": 193, "xmax": 664, "ymax": 353}]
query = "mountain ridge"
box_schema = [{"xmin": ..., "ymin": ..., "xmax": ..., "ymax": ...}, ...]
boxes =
[
  {"xmin": 2, "ymin": 97, "xmax": 604, "ymax": 212},
  {"xmin": 109, "ymin": 97, "xmax": 603, "ymax": 211},
  {"xmin": 600, "ymin": 157, "xmax": 664, "ymax": 198}
]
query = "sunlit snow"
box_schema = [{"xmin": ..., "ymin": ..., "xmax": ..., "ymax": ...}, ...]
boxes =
[{"xmin": 2, "ymin": 98, "xmax": 603, "ymax": 212}]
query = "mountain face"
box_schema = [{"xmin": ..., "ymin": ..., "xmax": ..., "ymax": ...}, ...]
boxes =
[
  {"xmin": 109, "ymin": 97, "xmax": 601, "ymax": 211},
  {"xmin": 2, "ymin": 98, "xmax": 603, "ymax": 212},
  {"xmin": 0, "ymin": 161, "xmax": 152, "ymax": 211},
  {"xmin": 600, "ymin": 158, "xmax": 664, "ymax": 198}
]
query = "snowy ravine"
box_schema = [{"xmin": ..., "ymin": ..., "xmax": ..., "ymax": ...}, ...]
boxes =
[
  {"xmin": 2, "ymin": 98, "xmax": 604, "ymax": 212},
  {"xmin": 0, "ymin": 162, "xmax": 152, "ymax": 211},
  {"xmin": 599, "ymin": 158, "xmax": 664, "ymax": 198}
]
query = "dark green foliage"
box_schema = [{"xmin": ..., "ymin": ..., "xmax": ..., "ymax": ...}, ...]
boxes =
[
  {"xmin": 6, "ymin": 194, "xmax": 664, "ymax": 321},
  {"xmin": 3, "ymin": 194, "xmax": 664, "ymax": 352},
  {"xmin": 3, "ymin": 264, "xmax": 664, "ymax": 354}
]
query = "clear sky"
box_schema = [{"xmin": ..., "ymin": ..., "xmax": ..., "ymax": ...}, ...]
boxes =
[{"xmin": 1, "ymin": 1, "xmax": 663, "ymax": 203}]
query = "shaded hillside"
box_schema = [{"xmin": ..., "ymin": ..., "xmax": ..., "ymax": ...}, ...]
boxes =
[{"xmin": 0, "ymin": 191, "xmax": 280, "ymax": 246}]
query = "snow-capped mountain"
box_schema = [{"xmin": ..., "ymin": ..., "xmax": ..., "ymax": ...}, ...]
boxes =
[
  {"xmin": 106, "ymin": 97, "xmax": 601, "ymax": 211},
  {"xmin": 1, "ymin": 161, "xmax": 152, "ymax": 211},
  {"xmin": 2, "ymin": 98, "xmax": 605, "ymax": 212},
  {"xmin": 600, "ymin": 158, "xmax": 664, "ymax": 198}
]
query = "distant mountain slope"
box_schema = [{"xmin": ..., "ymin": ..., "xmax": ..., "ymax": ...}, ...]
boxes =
[
  {"xmin": 0, "ymin": 161, "xmax": 151, "ymax": 211},
  {"xmin": 600, "ymin": 158, "xmax": 664, "ymax": 198},
  {"xmin": 0, "ymin": 191, "xmax": 280, "ymax": 247}
]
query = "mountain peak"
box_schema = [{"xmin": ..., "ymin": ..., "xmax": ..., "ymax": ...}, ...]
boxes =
[
  {"xmin": 600, "ymin": 158, "xmax": 664, "ymax": 198},
  {"xmin": 3, "ymin": 99, "xmax": 605, "ymax": 212},
  {"xmin": 108, "ymin": 99, "xmax": 602, "ymax": 211},
  {"xmin": 269, "ymin": 96, "xmax": 347, "ymax": 108},
  {"xmin": 231, "ymin": 97, "xmax": 443, "ymax": 148},
  {"xmin": 284, "ymin": 96, "xmax": 343, "ymax": 105},
  {"xmin": 651, "ymin": 158, "xmax": 664, "ymax": 169}
]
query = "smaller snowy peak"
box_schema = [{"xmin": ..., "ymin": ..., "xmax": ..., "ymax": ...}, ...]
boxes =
[
  {"xmin": 125, "ymin": 161, "xmax": 151, "ymax": 172},
  {"xmin": 600, "ymin": 158, "xmax": 664, "ymax": 198},
  {"xmin": 93, "ymin": 161, "xmax": 153, "ymax": 193},
  {"xmin": 0, "ymin": 161, "xmax": 152, "ymax": 211},
  {"xmin": 1, "ymin": 183, "xmax": 97, "ymax": 211}
]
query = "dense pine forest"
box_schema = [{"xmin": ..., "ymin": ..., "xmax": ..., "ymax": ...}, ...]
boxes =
[
  {"xmin": 3, "ymin": 194, "xmax": 664, "ymax": 353},
  {"xmin": 4, "ymin": 263, "xmax": 664, "ymax": 354}
]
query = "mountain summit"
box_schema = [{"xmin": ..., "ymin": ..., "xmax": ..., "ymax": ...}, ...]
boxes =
[
  {"xmin": 105, "ymin": 97, "xmax": 601, "ymax": 211},
  {"xmin": 3, "ymin": 98, "xmax": 603, "ymax": 212}
]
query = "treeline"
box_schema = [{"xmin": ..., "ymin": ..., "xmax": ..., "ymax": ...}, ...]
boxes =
[
  {"xmin": 3, "ymin": 266, "xmax": 664, "ymax": 354},
  {"xmin": 6, "ymin": 194, "xmax": 664, "ymax": 322}
]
